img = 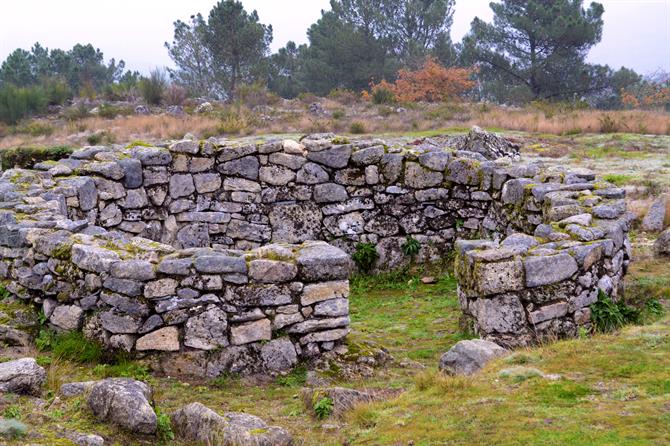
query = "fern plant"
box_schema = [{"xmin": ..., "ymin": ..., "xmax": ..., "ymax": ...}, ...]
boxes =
[
  {"xmin": 401, "ymin": 236, "xmax": 421, "ymax": 257},
  {"xmin": 352, "ymin": 243, "xmax": 378, "ymax": 273}
]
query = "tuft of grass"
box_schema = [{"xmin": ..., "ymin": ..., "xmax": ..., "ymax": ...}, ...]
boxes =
[
  {"xmin": 93, "ymin": 359, "xmax": 150, "ymax": 381},
  {"xmin": 349, "ymin": 121, "xmax": 367, "ymax": 134},
  {"xmin": 36, "ymin": 329, "xmax": 104, "ymax": 363},
  {"xmin": 276, "ymin": 365, "xmax": 307, "ymax": 387},
  {"xmin": 498, "ymin": 366, "xmax": 544, "ymax": 383},
  {"xmin": 603, "ymin": 173, "xmax": 633, "ymax": 186}
]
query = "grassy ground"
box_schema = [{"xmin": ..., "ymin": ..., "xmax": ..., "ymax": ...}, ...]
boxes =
[{"xmin": 1, "ymin": 251, "xmax": 668, "ymax": 445}]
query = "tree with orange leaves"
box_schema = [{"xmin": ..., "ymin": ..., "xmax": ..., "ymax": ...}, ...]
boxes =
[{"xmin": 369, "ymin": 58, "xmax": 475, "ymax": 103}]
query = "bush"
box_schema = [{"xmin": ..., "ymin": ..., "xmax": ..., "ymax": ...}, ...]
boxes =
[
  {"xmin": 163, "ymin": 84, "xmax": 188, "ymax": 106},
  {"xmin": 42, "ymin": 77, "xmax": 72, "ymax": 105},
  {"xmin": 97, "ymin": 103, "xmax": 132, "ymax": 119},
  {"xmin": 371, "ymin": 82, "xmax": 396, "ymax": 105},
  {"xmin": 599, "ymin": 114, "xmax": 620, "ymax": 133},
  {"xmin": 156, "ymin": 408, "xmax": 175, "ymax": 443},
  {"xmin": 1, "ymin": 145, "xmax": 73, "ymax": 170},
  {"xmin": 87, "ymin": 130, "xmax": 115, "ymax": 145},
  {"xmin": 236, "ymin": 82, "xmax": 280, "ymax": 108},
  {"xmin": 139, "ymin": 68, "xmax": 167, "ymax": 105},
  {"xmin": 62, "ymin": 103, "xmax": 90, "ymax": 121},
  {"xmin": 370, "ymin": 58, "xmax": 475, "ymax": 103},
  {"xmin": 0, "ymin": 84, "xmax": 48, "ymax": 124},
  {"xmin": 590, "ymin": 289, "xmax": 645, "ymax": 332},
  {"xmin": 14, "ymin": 120, "xmax": 54, "ymax": 137},
  {"xmin": 352, "ymin": 242, "xmax": 378, "ymax": 273},
  {"xmin": 328, "ymin": 88, "xmax": 358, "ymax": 105},
  {"xmin": 349, "ymin": 121, "xmax": 367, "ymax": 134}
]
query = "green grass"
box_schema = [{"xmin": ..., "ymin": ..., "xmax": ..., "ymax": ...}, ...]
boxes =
[
  {"xmin": 603, "ymin": 173, "xmax": 634, "ymax": 186},
  {"xmin": 7, "ymin": 257, "xmax": 670, "ymax": 445}
]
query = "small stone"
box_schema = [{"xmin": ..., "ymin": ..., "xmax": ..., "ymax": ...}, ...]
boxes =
[
  {"xmin": 50, "ymin": 305, "xmax": 84, "ymax": 331},
  {"xmin": 230, "ymin": 318, "xmax": 272, "ymax": 345},
  {"xmin": 524, "ymin": 253, "xmax": 578, "ymax": 287},
  {"xmin": 249, "ymin": 259, "xmax": 298, "ymax": 283},
  {"xmin": 135, "ymin": 327, "xmax": 180, "ymax": 351},
  {"xmin": 439, "ymin": 339, "xmax": 507, "ymax": 375},
  {"xmin": 144, "ymin": 278, "xmax": 178, "ymax": 298},
  {"xmin": 169, "ymin": 174, "xmax": 195, "ymax": 198}
]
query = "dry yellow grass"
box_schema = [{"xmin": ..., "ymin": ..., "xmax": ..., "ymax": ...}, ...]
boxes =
[{"xmin": 1, "ymin": 102, "xmax": 669, "ymax": 150}]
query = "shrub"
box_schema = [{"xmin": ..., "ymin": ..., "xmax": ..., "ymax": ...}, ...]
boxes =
[
  {"xmin": 163, "ymin": 84, "xmax": 188, "ymax": 106},
  {"xmin": 352, "ymin": 242, "xmax": 378, "ymax": 273},
  {"xmin": 371, "ymin": 81, "xmax": 396, "ymax": 105},
  {"xmin": 0, "ymin": 84, "xmax": 48, "ymax": 124},
  {"xmin": 401, "ymin": 236, "xmax": 421, "ymax": 257},
  {"xmin": 598, "ymin": 114, "xmax": 620, "ymax": 133},
  {"xmin": 313, "ymin": 396, "xmax": 334, "ymax": 419},
  {"xmin": 87, "ymin": 130, "xmax": 115, "ymax": 145},
  {"xmin": 42, "ymin": 77, "xmax": 72, "ymax": 105},
  {"xmin": 1, "ymin": 145, "xmax": 73, "ymax": 170},
  {"xmin": 236, "ymin": 82, "xmax": 280, "ymax": 107},
  {"xmin": 0, "ymin": 419, "xmax": 27, "ymax": 439},
  {"xmin": 328, "ymin": 88, "xmax": 358, "ymax": 105},
  {"xmin": 349, "ymin": 121, "xmax": 367, "ymax": 134},
  {"xmin": 139, "ymin": 68, "xmax": 167, "ymax": 105},
  {"xmin": 370, "ymin": 58, "xmax": 475, "ymax": 103},
  {"xmin": 332, "ymin": 109, "xmax": 345, "ymax": 120},
  {"xmin": 62, "ymin": 103, "xmax": 90, "ymax": 121},
  {"xmin": 14, "ymin": 120, "xmax": 54, "ymax": 137}
]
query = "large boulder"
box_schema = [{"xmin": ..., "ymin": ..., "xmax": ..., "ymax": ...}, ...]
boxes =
[
  {"xmin": 0, "ymin": 357, "xmax": 46, "ymax": 396},
  {"xmin": 654, "ymin": 228, "xmax": 670, "ymax": 256},
  {"xmin": 87, "ymin": 378, "xmax": 157, "ymax": 434},
  {"xmin": 171, "ymin": 402, "xmax": 292, "ymax": 446},
  {"xmin": 439, "ymin": 339, "xmax": 508, "ymax": 375}
]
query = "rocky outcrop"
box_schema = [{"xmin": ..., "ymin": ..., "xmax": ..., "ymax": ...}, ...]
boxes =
[
  {"xmin": 439, "ymin": 339, "xmax": 508, "ymax": 375},
  {"xmin": 0, "ymin": 358, "xmax": 46, "ymax": 396},
  {"xmin": 87, "ymin": 378, "xmax": 157, "ymax": 434},
  {"xmin": 171, "ymin": 402, "xmax": 292, "ymax": 446}
]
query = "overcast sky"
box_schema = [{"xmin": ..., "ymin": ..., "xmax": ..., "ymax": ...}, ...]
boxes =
[{"xmin": 1, "ymin": 0, "xmax": 669, "ymax": 75}]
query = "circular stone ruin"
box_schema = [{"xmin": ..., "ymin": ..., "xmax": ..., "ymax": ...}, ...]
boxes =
[{"xmin": 0, "ymin": 129, "xmax": 632, "ymax": 375}]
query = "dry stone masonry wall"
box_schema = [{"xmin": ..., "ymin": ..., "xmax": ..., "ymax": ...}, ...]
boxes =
[{"xmin": 0, "ymin": 129, "xmax": 632, "ymax": 373}]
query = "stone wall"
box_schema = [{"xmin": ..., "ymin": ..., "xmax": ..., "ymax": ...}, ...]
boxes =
[
  {"xmin": 455, "ymin": 182, "xmax": 633, "ymax": 347},
  {"xmin": 0, "ymin": 132, "xmax": 633, "ymax": 369},
  {"xmin": 26, "ymin": 134, "xmax": 534, "ymax": 271}
]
